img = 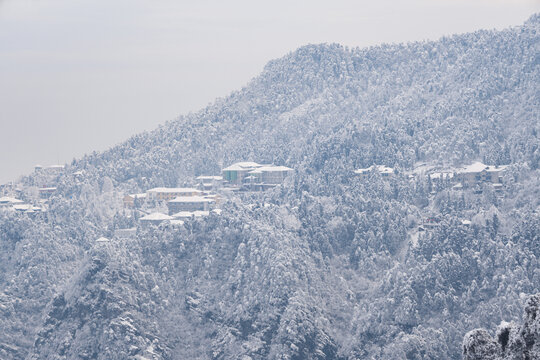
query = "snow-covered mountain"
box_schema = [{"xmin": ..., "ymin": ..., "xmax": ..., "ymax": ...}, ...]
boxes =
[{"xmin": 1, "ymin": 14, "xmax": 539, "ymax": 360}]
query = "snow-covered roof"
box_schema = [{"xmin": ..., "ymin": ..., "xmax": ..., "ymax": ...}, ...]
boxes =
[
  {"xmin": 128, "ymin": 193, "xmax": 147, "ymax": 198},
  {"xmin": 0, "ymin": 196, "xmax": 23, "ymax": 204},
  {"xmin": 96, "ymin": 237, "xmax": 110, "ymax": 243},
  {"xmin": 168, "ymin": 196, "xmax": 215, "ymax": 203},
  {"xmin": 140, "ymin": 212, "xmax": 173, "ymax": 221},
  {"xmin": 222, "ymin": 162, "xmax": 262, "ymax": 171},
  {"xmin": 458, "ymin": 162, "xmax": 508, "ymax": 174},
  {"xmin": 147, "ymin": 187, "xmax": 201, "ymax": 194},
  {"xmin": 256, "ymin": 165, "xmax": 294, "ymax": 172}
]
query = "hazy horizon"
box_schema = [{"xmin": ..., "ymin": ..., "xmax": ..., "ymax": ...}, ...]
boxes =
[{"xmin": 1, "ymin": 0, "xmax": 539, "ymax": 183}]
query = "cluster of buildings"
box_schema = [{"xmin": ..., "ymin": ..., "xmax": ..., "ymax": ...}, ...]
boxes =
[
  {"xmin": 355, "ymin": 161, "xmax": 507, "ymax": 186},
  {"xmin": 0, "ymin": 196, "xmax": 42, "ymax": 215},
  {"xmin": 0, "ymin": 164, "xmax": 66, "ymax": 215},
  {"xmin": 426, "ymin": 162, "xmax": 507, "ymax": 193},
  {"xmin": 354, "ymin": 161, "xmax": 507, "ymax": 192},
  {"xmin": 123, "ymin": 187, "xmax": 218, "ymax": 215},
  {"xmin": 123, "ymin": 161, "xmax": 294, "ymax": 227}
]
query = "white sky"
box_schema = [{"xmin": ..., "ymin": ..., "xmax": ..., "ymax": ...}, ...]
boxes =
[{"xmin": 0, "ymin": 0, "xmax": 538, "ymax": 183}]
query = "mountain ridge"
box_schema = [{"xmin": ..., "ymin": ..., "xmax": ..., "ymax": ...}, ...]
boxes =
[{"xmin": 69, "ymin": 14, "xmax": 538, "ymax": 193}]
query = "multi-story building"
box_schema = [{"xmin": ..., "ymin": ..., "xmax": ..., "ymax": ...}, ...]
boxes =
[
  {"xmin": 167, "ymin": 196, "xmax": 215, "ymax": 215},
  {"xmin": 222, "ymin": 162, "xmax": 263, "ymax": 186},
  {"xmin": 222, "ymin": 162, "xmax": 293, "ymax": 187},
  {"xmin": 455, "ymin": 162, "xmax": 507, "ymax": 187}
]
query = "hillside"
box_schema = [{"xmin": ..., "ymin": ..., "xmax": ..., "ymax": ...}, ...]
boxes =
[{"xmin": 0, "ymin": 14, "xmax": 539, "ymax": 360}]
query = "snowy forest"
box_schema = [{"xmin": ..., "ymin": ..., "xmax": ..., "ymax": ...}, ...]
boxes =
[{"xmin": 0, "ymin": 14, "xmax": 539, "ymax": 360}]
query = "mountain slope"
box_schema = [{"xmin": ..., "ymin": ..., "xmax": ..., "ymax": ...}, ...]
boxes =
[{"xmin": 0, "ymin": 14, "xmax": 539, "ymax": 360}]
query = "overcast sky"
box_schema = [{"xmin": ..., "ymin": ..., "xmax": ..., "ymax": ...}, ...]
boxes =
[{"xmin": 0, "ymin": 0, "xmax": 538, "ymax": 183}]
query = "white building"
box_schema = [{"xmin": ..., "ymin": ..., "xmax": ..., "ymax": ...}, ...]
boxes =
[{"xmin": 139, "ymin": 212, "xmax": 173, "ymax": 225}]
